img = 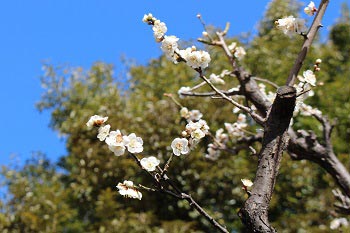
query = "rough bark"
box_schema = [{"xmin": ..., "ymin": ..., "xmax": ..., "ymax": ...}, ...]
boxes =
[
  {"xmin": 238, "ymin": 86, "xmax": 296, "ymax": 232},
  {"xmin": 288, "ymin": 129, "xmax": 350, "ymax": 197}
]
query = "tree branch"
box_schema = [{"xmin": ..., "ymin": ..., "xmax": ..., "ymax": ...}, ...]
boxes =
[
  {"xmin": 238, "ymin": 86, "xmax": 296, "ymax": 232},
  {"xmin": 286, "ymin": 0, "xmax": 330, "ymax": 86}
]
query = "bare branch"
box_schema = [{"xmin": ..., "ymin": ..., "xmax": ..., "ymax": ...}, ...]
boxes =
[
  {"xmin": 181, "ymin": 193, "xmax": 229, "ymax": 233},
  {"xmin": 199, "ymin": 73, "xmax": 265, "ymax": 125},
  {"xmin": 238, "ymin": 86, "xmax": 296, "ymax": 232},
  {"xmin": 333, "ymin": 189, "xmax": 350, "ymax": 215}
]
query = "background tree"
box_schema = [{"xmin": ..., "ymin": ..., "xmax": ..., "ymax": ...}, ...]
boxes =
[{"xmin": 1, "ymin": 0, "xmax": 350, "ymax": 232}]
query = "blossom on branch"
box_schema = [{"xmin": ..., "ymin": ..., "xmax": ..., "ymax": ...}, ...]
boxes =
[
  {"xmin": 171, "ymin": 138, "xmax": 189, "ymax": 156},
  {"xmin": 142, "ymin": 13, "xmax": 156, "ymax": 24},
  {"xmin": 106, "ymin": 130, "xmax": 127, "ymax": 156},
  {"xmin": 180, "ymin": 107, "xmax": 190, "ymax": 119},
  {"xmin": 178, "ymin": 86, "xmax": 191, "ymax": 99},
  {"xmin": 140, "ymin": 156, "xmax": 160, "ymax": 172},
  {"xmin": 209, "ymin": 73, "xmax": 225, "ymax": 85},
  {"xmin": 241, "ymin": 179, "xmax": 253, "ymax": 188},
  {"xmin": 116, "ymin": 180, "xmax": 142, "ymax": 200},
  {"xmin": 234, "ymin": 46, "xmax": 246, "ymax": 60},
  {"xmin": 180, "ymin": 48, "xmax": 211, "ymax": 69},
  {"xmin": 225, "ymin": 113, "xmax": 248, "ymax": 138},
  {"xmin": 275, "ymin": 16, "xmax": 307, "ymax": 36},
  {"xmin": 124, "ymin": 133, "xmax": 144, "ymax": 154},
  {"xmin": 97, "ymin": 124, "xmax": 110, "ymax": 141},
  {"xmin": 189, "ymin": 109, "xmax": 203, "ymax": 121},
  {"xmin": 161, "ymin": 35, "xmax": 180, "ymax": 63},
  {"xmin": 304, "ymin": 1, "xmax": 317, "ymax": 16},
  {"xmin": 86, "ymin": 115, "xmax": 108, "ymax": 129},
  {"xmin": 300, "ymin": 70, "xmax": 316, "ymax": 86},
  {"xmin": 153, "ymin": 20, "xmax": 167, "ymax": 42}
]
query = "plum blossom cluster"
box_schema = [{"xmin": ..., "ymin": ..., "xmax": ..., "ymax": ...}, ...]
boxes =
[
  {"xmin": 86, "ymin": 115, "xmax": 144, "ymax": 156},
  {"xmin": 304, "ymin": 1, "xmax": 317, "ymax": 16},
  {"xmin": 224, "ymin": 113, "xmax": 248, "ymax": 139},
  {"xmin": 275, "ymin": 16, "xmax": 307, "ymax": 36},
  {"xmin": 294, "ymin": 59, "xmax": 323, "ymax": 116},
  {"xmin": 206, "ymin": 113, "xmax": 249, "ymax": 160},
  {"xmin": 87, "ymin": 115, "xmax": 149, "ymax": 199},
  {"xmin": 116, "ymin": 180, "xmax": 142, "ymax": 200},
  {"xmin": 143, "ymin": 13, "xmax": 211, "ymax": 70},
  {"xmin": 171, "ymin": 107, "xmax": 209, "ymax": 156},
  {"xmin": 206, "ymin": 128, "xmax": 229, "ymax": 160},
  {"xmin": 228, "ymin": 42, "xmax": 246, "ymax": 61}
]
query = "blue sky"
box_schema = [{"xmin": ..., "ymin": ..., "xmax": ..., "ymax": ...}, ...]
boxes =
[{"xmin": 0, "ymin": 0, "xmax": 345, "ymax": 166}]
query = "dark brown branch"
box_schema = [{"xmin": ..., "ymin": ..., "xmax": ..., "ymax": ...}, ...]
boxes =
[
  {"xmin": 238, "ymin": 86, "xmax": 296, "ymax": 232},
  {"xmin": 129, "ymin": 153, "xmax": 228, "ymax": 232},
  {"xmin": 181, "ymin": 193, "xmax": 229, "ymax": 233},
  {"xmin": 287, "ymin": 129, "xmax": 350, "ymax": 197}
]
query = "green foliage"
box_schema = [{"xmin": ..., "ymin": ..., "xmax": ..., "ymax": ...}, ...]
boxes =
[{"xmin": 1, "ymin": 1, "xmax": 350, "ymax": 232}]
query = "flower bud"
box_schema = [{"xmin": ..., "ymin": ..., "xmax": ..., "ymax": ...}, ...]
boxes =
[{"xmin": 316, "ymin": 58, "xmax": 322, "ymax": 64}]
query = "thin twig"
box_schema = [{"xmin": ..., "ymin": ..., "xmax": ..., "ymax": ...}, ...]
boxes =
[
  {"xmin": 199, "ymin": 73, "xmax": 265, "ymax": 125},
  {"xmin": 252, "ymin": 77, "xmax": 279, "ymax": 89},
  {"xmin": 181, "ymin": 193, "xmax": 229, "ymax": 233}
]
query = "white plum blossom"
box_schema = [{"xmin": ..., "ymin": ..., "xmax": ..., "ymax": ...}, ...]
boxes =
[
  {"xmin": 228, "ymin": 42, "xmax": 237, "ymax": 51},
  {"xmin": 97, "ymin": 124, "xmax": 110, "ymax": 141},
  {"xmin": 180, "ymin": 48, "xmax": 211, "ymax": 69},
  {"xmin": 241, "ymin": 179, "xmax": 253, "ymax": 187},
  {"xmin": 140, "ymin": 156, "xmax": 160, "ymax": 172},
  {"xmin": 304, "ymin": 1, "xmax": 317, "ymax": 16},
  {"xmin": 234, "ymin": 46, "xmax": 246, "ymax": 60},
  {"xmin": 106, "ymin": 130, "xmax": 127, "ymax": 156},
  {"xmin": 171, "ymin": 138, "xmax": 189, "ymax": 156},
  {"xmin": 105, "ymin": 130, "xmax": 125, "ymax": 147},
  {"xmin": 301, "ymin": 70, "xmax": 316, "ymax": 86},
  {"xmin": 161, "ymin": 35, "xmax": 179, "ymax": 63},
  {"xmin": 191, "ymin": 128, "xmax": 206, "ymax": 140},
  {"xmin": 189, "ymin": 109, "xmax": 203, "ymax": 121},
  {"xmin": 237, "ymin": 113, "xmax": 248, "ymax": 128},
  {"xmin": 209, "ymin": 73, "xmax": 225, "ymax": 85},
  {"xmin": 205, "ymin": 146, "xmax": 220, "ymax": 161},
  {"xmin": 152, "ymin": 20, "xmax": 167, "ymax": 41},
  {"xmin": 275, "ymin": 16, "xmax": 307, "ymax": 36},
  {"xmin": 197, "ymin": 119, "xmax": 209, "ymax": 134},
  {"xmin": 116, "ymin": 180, "xmax": 142, "ymax": 200},
  {"xmin": 233, "ymin": 107, "xmax": 240, "ymax": 114},
  {"xmin": 180, "ymin": 107, "xmax": 190, "ymax": 119},
  {"xmin": 178, "ymin": 86, "xmax": 191, "ymax": 98},
  {"xmin": 299, "ymin": 103, "xmax": 322, "ymax": 116},
  {"xmin": 109, "ymin": 145, "xmax": 126, "ymax": 156},
  {"xmin": 86, "ymin": 115, "xmax": 108, "ymax": 129},
  {"xmin": 225, "ymin": 113, "xmax": 248, "ymax": 138},
  {"xmin": 142, "ymin": 13, "xmax": 156, "ymax": 24},
  {"xmin": 330, "ymin": 218, "xmax": 349, "ymax": 230},
  {"xmin": 185, "ymin": 120, "xmax": 208, "ymax": 140},
  {"xmin": 124, "ymin": 133, "xmax": 144, "ymax": 153},
  {"xmin": 215, "ymin": 128, "xmax": 229, "ymax": 144}
]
